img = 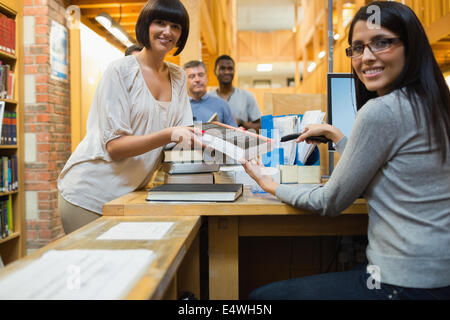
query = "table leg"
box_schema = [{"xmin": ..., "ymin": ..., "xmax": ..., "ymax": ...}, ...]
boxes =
[
  {"xmin": 208, "ymin": 216, "xmax": 239, "ymax": 300},
  {"xmin": 177, "ymin": 234, "xmax": 200, "ymax": 299}
]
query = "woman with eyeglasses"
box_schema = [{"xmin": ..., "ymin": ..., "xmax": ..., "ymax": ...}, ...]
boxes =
[{"xmin": 242, "ymin": 1, "xmax": 450, "ymax": 300}]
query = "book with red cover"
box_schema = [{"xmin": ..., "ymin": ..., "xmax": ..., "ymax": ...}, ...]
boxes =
[
  {"xmin": 9, "ymin": 17, "xmax": 15, "ymax": 54},
  {"xmin": 0, "ymin": 13, "xmax": 5, "ymax": 53}
]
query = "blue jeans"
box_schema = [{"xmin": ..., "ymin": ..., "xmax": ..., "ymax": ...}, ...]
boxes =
[{"xmin": 248, "ymin": 265, "xmax": 450, "ymax": 300}]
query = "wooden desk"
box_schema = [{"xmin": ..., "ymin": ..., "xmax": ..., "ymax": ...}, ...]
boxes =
[
  {"xmin": 103, "ymin": 188, "xmax": 368, "ymax": 299},
  {"xmin": 0, "ymin": 216, "xmax": 201, "ymax": 300}
]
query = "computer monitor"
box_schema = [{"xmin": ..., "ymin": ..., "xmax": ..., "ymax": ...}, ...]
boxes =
[{"xmin": 327, "ymin": 73, "xmax": 357, "ymax": 152}]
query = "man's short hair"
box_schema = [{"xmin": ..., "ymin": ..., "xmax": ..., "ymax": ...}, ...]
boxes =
[
  {"xmin": 125, "ymin": 44, "xmax": 143, "ymax": 56},
  {"xmin": 214, "ymin": 55, "xmax": 235, "ymax": 71},
  {"xmin": 135, "ymin": 0, "xmax": 189, "ymax": 56},
  {"xmin": 183, "ymin": 60, "xmax": 206, "ymax": 71}
]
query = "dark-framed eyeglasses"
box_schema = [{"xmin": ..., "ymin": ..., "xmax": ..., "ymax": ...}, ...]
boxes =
[{"xmin": 346, "ymin": 38, "xmax": 401, "ymax": 58}]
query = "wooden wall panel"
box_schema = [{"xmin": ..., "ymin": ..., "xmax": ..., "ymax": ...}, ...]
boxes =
[{"xmin": 238, "ymin": 31, "xmax": 295, "ymax": 63}]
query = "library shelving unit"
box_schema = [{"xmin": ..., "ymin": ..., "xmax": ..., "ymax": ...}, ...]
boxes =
[{"xmin": 0, "ymin": 0, "xmax": 24, "ymax": 265}]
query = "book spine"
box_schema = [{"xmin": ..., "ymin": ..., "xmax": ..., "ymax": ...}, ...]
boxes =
[
  {"xmin": 2, "ymin": 112, "xmax": 7, "ymax": 144},
  {"xmin": 10, "ymin": 154, "xmax": 15, "ymax": 190},
  {"xmin": 0, "ymin": 65, "xmax": 4, "ymax": 98},
  {"xmin": 0, "ymin": 62, "xmax": 3, "ymax": 97},
  {"xmin": 0, "ymin": 201, "xmax": 5, "ymax": 238},
  {"xmin": 4, "ymin": 64, "xmax": 10, "ymax": 99},
  {"xmin": 1, "ymin": 65, "xmax": 6, "ymax": 99},
  {"xmin": 6, "ymin": 112, "xmax": 10, "ymax": 144},
  {"xmin": 7, "ymin": 194, "xmax": 13, "ymax": 234},
  {"xmin": 11, "ymin": 111, "xmax": 16, "ymax": 144},
  {"xmin": 7, "ymin": 158, "xmax": 11, "ymax": 191},
  {"xmin": 2, "ymin": 156, "xmax": 7, "ymax": 192},
  {"xmin": 0, "ymin": 157, "xmax": 3, "ymax": 192},
  {"xmin": 0, "ymin": 13, "xmax": 5, "ymax": 53},
  {"xmin": 13, "ymin": 154, "xmax": 17, "ymax": 190},
  {"xmin": 8, "ymin": 72, "xmax": 14, "ymax": 100},
  {"xmin": 9, "ymin": 17, "xmax": 15, "ymax": 55},
  {"xmin": 0, "ymin": 111, "xmax": 5, "ymax": 145}
]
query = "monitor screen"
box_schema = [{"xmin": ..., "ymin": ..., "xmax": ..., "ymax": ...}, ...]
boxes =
[{"xmin": 327, "ymin": 73, "xmax": 357, "ymax": 151}]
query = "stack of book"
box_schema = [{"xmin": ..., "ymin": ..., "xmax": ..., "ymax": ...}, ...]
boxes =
[{"xmin": 162, "ymin": 147, "xmax": 219, "ymax": 184}]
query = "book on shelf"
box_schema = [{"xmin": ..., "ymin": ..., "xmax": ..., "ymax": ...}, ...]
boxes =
[
  {"xmin": 147, "ymin": 183, "xmax": 243, "ymax": 202},
  {"xmin": 0, "ymin": 11, "xmax": 16, "ymax": 55},
  {"xmin": 0, "ymin": 101, "xmax": 4, "ymax": 139},
  {"xmin": 0, "ymin": 111, "xmax": 17, "ymax": 145},
  {"xmin": 0, "ymin": 195, "xmax": 13, "ymax": 239},
  {"xmin": 0, "ymin": 62, "xmax": 14, "ymax": 100},
  {"xmin": 0, "ymin": 155, "xmax": 17, "ymax": 192}
]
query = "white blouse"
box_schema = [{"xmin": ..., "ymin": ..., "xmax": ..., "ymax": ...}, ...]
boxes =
[{"xmin": 58, "ymin": 56, "xmax": 193, "ymax": 214}]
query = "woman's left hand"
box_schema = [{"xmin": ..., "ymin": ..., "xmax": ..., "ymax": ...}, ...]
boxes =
[{"xmin": 240, "ymin": 158, "xmax": 279, "ymax": 196}]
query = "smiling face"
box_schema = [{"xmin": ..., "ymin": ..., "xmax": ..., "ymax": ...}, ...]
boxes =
[
  {"xmin": 148, "ymin": 19, "xmax": 182, "ymax": 54},
  {"xmin": 351, "ymin": 20, "xmax": 405, "ymax": 96},
  {"xmin": 215, "ymin": 59, "xmax": 235, "ymax": 85}
]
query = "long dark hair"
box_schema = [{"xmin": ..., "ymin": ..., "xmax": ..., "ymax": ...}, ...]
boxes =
[{"xmin": 348, "ymin": 1, "xmax": 450, "ymax": 162}]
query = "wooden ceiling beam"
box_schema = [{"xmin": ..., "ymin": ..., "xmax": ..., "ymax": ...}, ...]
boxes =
[
  {"xmin": 81, "ymin": 6, "xmax": 143, "ymax": 18},
  {"xmin": 70, "ymin": 0, "xmax": 145, "ymax": 6}
]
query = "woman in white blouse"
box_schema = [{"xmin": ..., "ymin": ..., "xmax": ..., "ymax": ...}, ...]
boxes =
[{"xmin": 58, "ymin": 0, "xmax": 199, "ymax": 234}]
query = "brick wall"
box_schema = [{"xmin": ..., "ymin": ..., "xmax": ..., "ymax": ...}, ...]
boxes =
[{"xmin": 23, "ymin": 0, "xmax": 71, "ymax": 253}]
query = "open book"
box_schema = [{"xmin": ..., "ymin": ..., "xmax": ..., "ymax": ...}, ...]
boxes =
[{"xmin": 198, "ymin": 122, "xmax": 275, "ymax": 162}]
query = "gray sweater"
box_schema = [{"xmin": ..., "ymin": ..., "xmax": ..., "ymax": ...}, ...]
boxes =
[{"xmin": 276, "ymin": 90, "xmax": 450, "ymax": 289}]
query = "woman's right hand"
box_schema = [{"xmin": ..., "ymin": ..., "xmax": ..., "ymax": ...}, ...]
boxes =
[
  {"xmin": 296, "ymin": 123, "xmax": 344, "ymax": 145},
  {"xmin": 169, "ymin": 126, "xmax": 205, "ymax": 149}
]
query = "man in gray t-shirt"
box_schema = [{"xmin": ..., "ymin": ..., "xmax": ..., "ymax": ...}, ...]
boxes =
[{"xmin": 209, "ymin": 55, "xmax": 262, "ymax": 131}]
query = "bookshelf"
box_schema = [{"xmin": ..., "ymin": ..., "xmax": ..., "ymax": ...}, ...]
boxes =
[{"xmin": 0, "ymin": 0, "xmax": 24, "ymax": 266}]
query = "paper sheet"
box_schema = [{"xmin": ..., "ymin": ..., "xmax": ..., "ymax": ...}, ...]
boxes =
[
  {"xmin": 297, "ymin": 110, "xmax": 326, "ymax": 164},
  {"xmin": 96, "ymin": 222, "xmax": 174, "ymax": 240},
  {"xmin": 273, "ymin": 115, "xmax": 298, "ymax": 165},
  {"xmin": 0, "ymin": 249, "xmax": 154, "ymax": 300}
]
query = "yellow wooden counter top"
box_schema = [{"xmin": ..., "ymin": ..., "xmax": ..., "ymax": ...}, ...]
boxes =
[{"xmin": 103, "ymin": 187, "xmax": 368, "ymax": 217}]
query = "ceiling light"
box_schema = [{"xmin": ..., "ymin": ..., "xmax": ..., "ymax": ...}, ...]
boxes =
[
  {"xmin": 307, "ymin": 62, "xmax": 316, "ymax": 73},
  {"xmin": 95, "ymin": 12, "xmax": 134, "ymax": 47},
  {"xmin": 334, "ymin": 33, "xmax": 340, "ymax": 40},
  {"xmin": 95, "ymin": 13, "xmax": 112, "ymax": 29},
  {"xmin": 318, "ymin": 51, "xmax": 326, "ymax": 59},
  {"xmin": 257, "ymin": 64, "xmax": 273, "ymax": 72}
]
